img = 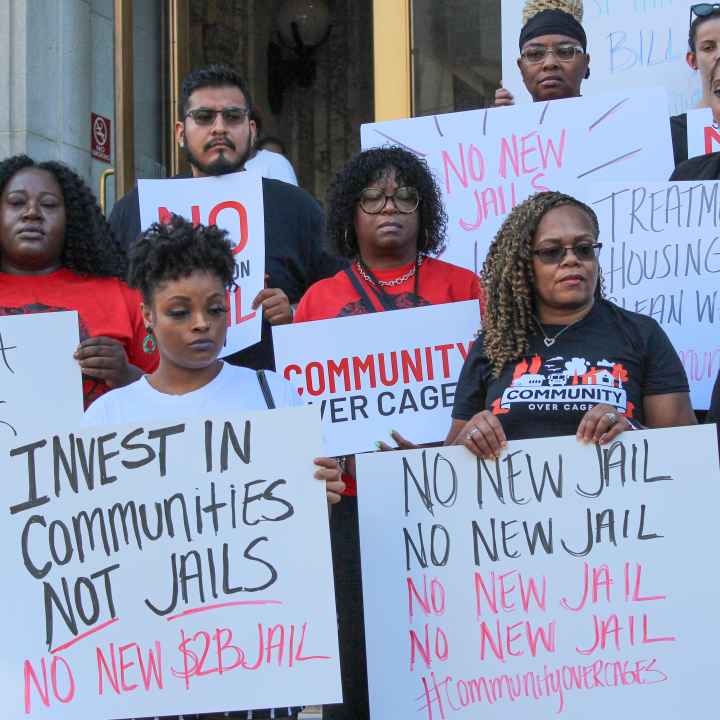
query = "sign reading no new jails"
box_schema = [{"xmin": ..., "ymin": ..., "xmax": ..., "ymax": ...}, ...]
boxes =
[
  {"xmin": 273, "ymin": 301, "xmax": 480, "ymax": 457},
  {"xmin": 139, "ymin": 172, "xmax": 265, "ymax": 356},
  {"xmin": 362, "ymin": 88, "xmax": 674, "ymax": 274},
  {"xmin": 356, "ymin": 425, "xmax": 720, "ymax": 720},
  {"xmin": 0, "ymin": 311, "xmax": 83, "ymax": 444},
  {"xmin": 0, "ymin": 405, "xmax": 341, "ymax": 720},
  {"xmin": 578, "ymin": 180, "xmax": 720, "ymax": 409},
  {"xmin": 501, "ymin": 0, "xmax": 698, "ymax": 114}
]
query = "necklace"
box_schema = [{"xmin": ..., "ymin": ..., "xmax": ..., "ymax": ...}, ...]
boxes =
[
  {"xmin": 356, "ymin": 256, "xmax": 423, "ymax": 287},
  {"xmin": 533, "ymin": 315, "xmax": 580, "ymax": 348}
]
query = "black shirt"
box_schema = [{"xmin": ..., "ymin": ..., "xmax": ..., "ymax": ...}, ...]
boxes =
[
  {"xmin": 109, "ymin": 176, "xmax": 346, "ymax": 370},
  {"xmin": 669, "ymin": 150, "xmax": 720, "ymax": 181},
  {"xmin": 708, "ymin": 371, "xmax": 720, "ymax": 423},
  {"xmin": 670, "ymin": 113, "xmax": 688, "ymax": 168},
  {"xmin": 452, "ymin": 300, "xmax": 689, "ymax": 439}
]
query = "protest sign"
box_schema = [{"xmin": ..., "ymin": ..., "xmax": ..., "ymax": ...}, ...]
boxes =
[
  {"xmin": 576, "ymin": 180, "xmax": 720, "ymax": 409},
  {"xmin": 361, "ymin": 88, "xmax": 673, "ymax": 273},
  {"xmin": 356, "ymin": 425, "xmax": 720, "ymax": 719},
  {"xmin": 0, "ymin": 405, "xmax": 341, "ymax": 719},
  {"xmin": 501, "ymin": 1, "xmax": 697, "ymax": 114},
  {"xmin": 138, "ymin": 172, "xmax": 265, "ymax": 356},
  {"xmin": 273, "ymin": 301, "xmax": 480, "ymax": 456},
  {"xmin": 0, "ymin": 311, "xmax": 83, "ymax": 443},
  {"xmin": 686, "ymin": 106, "xmax": 717, "ymax": 158}
]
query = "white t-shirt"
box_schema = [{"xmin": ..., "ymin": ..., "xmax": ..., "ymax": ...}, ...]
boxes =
[
  {"xmin": 245, "ymin": 148, "xmax": 298, "ymax": 185},
  {"xmin": 83, "ymin": 362, "xmax": 299, "ymax": 427}
]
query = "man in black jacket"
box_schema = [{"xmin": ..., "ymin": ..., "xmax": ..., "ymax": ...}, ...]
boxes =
[{"xmin": 110, "ymin": 64, "xmax": 343, "ymax": 371}]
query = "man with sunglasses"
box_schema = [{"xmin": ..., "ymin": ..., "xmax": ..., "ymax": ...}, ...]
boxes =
[
  {"xmin": 670, "ymin": 3, "xmax": 720, "ymax": 166},
  {"xmin": 109, "ymin": 64, "xmax": 343, "ymax": 374},
  {"xmin": 495, "ymin": 4, "xmax": 590, "ymax": 107}
]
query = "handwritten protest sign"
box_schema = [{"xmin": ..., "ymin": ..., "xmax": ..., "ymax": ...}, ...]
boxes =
[
  {"xmin": 0, "ymin": 312, "xmax": 83, "ymax": 443},
  {"xmin": 501, "ymin": 1, "xmax": 697, "ymax": 114},
  {"xmin": 576, "ymin": 180, "xmax": 720, "ymax": 409},
  {"xmin": 362, "ymin": 88, "xmax": 673, "ymax": 273},
  {"xmin": 273, "ymin": 301, "xmax": 480, "ymax": 456},
  {"xmin": 356, "ymin": 425, "xmax": 720, "ymax": 719},
  {"xmin": 0, "ymin": 405, "xmax": 341, "ymax": 719},
  {"xmin": 686, "ymin": 107, "xmax": 718, "ymax": 159},
  {"xmin": 139, "ymin": 172, "xmax": 265, "ymax": 356}
]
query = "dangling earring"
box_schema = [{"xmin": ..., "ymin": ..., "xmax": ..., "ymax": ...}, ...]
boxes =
[
  {"xmin": 179, "ymin": 138, "xmax": 185, "ymax": 148},
  {"xmin": 143, "ymin": 326, "xmax": 157, "ymax": 353}
]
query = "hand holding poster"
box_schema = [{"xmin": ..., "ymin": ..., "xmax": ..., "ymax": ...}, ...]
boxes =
[
  {"xmin": 501, "ymin": 1, "xmax": 698, "ymax": 114},
  {"xmin": 0, "ymin": 312, "xmax": 83, "ymax": 443},
  {"xmin": 578, "ymin": 180, "xmax": 720, "ymax": 408},
  {"xmin": 357, "ymin": 426, "xmax": 720, "ymax": 719},
  {"xmin": 362, "ymin": 88, "xmax": 674, "ymax": 273},
  {"xmin": 273, "ymin": 301, "xmax": 480, "ymax": 456},
  {"xmin": 138, "ymin": 172, "xmax": 265, "ymax": 356},
  {"xmin": 0, "ymin": 405, "xmax": 341, "ymax": 719}
]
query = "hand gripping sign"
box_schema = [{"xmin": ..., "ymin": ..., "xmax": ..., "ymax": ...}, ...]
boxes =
[{"xmin": 139, "ymin": 172, "xmax": 265, "ymax": 356}]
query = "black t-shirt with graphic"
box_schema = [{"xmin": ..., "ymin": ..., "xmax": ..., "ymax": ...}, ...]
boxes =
[{"xmin": 452, "ymin": 300, "xmax": 689, "ymax": 439}]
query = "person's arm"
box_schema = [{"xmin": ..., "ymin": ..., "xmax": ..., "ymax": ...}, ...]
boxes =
[{"xmin": 643, "ymin": 392, "xmax": 697, "ymax": 427}]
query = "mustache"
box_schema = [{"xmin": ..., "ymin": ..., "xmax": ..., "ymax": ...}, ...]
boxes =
[{"xmin": 204, "ymin": 138, "xmax": 236, "ymax": 151}]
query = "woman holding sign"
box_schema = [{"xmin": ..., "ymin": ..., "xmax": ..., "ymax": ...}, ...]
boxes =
[
  {"xmin": 0, "ymin": 154, "xmax": 156, "ymax": 408},
  {"xmin": 84, "ymin": 215, "xmax": 344, "ymax": 720},
  {"xmin": 448, "ymin": 191, "xmax": 696, "ymax": 459},
  {"xmin": 294, "ymin": 146, "xmax": 482, "ymax": 720}
]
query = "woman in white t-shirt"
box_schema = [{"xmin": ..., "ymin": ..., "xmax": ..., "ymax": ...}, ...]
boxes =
[{"xmin": 84, "ymin": 214, "xmax": 344, "ymax": 720}]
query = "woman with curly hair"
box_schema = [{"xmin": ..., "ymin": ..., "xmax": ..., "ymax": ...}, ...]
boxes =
[
  {"xmin": 0, "ymin": 154, "xmax": 156, "ymax": 407},
  {"xmin": 294, "ymin": 145, "xmax": 481, "ymax": 720},
  {"xmin": 84, "ymin": 215, "xmax": 344, "ymax": 720},
  {"xmin": 448, "ymin": 191, "xmax": 696, "ymax": 458}
]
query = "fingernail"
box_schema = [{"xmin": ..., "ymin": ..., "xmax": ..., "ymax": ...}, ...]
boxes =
[
  {"xmin": 374, "ymin": 441, "xmax": 383, "ymax": 449},
  {"xmin": 390, "ymin": 429, "xmax": 398, "ymax": 435}
]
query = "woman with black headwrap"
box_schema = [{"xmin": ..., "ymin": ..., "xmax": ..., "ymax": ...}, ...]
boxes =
[{"xmin": 495, "ymin": 0, "xmax": 590, "ymax": 107}]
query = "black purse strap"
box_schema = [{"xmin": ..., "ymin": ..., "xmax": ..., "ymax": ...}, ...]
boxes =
[
  {"xmin": 256, "ymin": 369, "xmax": 276, "ymax": 409},
  {"xmin": 344, "ymin": 266, "xmax": 395, "ymax": 312}
]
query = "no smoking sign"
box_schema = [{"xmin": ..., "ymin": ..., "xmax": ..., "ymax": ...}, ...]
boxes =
[{"xmin": 91, "ymin": 112, "xmax": 111, "ymax": 163}]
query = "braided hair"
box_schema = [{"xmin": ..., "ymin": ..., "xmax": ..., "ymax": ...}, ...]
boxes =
[
  {"xmin": 482, "ymin": 190, "xmax": 602, "ymax": 377},
  {"xmin": 0, "ymin": 155, "xmax": 126, "ymax": 277},
  {"xmin": 128, "ymin": 214, "xmax": 237, "ymax": 303},
  {"xmin": 326, "ymin": 146, "xmax": 447, "ymax": 259}
]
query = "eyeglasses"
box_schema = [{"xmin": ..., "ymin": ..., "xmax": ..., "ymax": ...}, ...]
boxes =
[
  {"xmin": 532, "ymin": 242, "xmax": 602, "ymax": 264},
  {"xmin": 520, "ymin": 44, "xmax": 585, "ymax": 65},
  {"xmin": 692, "ymin": 4, "xmax": 720, "ymax": 20},
  {"xmin": 184, "ymin": 106, "xmax": 251, "ymax": 126},
  {"xmin": 358, "ymin": 186, "xmax": 420, "ymax": 214}
]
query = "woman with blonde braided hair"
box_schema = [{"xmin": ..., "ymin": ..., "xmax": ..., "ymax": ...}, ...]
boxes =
[{"xmin": 448, "ymin": 191, "xmax": 696, "ymax": 458}]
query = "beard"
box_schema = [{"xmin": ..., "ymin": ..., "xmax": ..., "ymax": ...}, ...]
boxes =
[{"xmin": 184, "ymin": 138, "xmax": 253, "ymax": 176}]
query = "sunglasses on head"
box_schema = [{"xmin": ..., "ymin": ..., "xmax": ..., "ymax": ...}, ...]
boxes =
[{"xmin": 691, "ymin": 4, "xmax": 720, "ymax": 21}]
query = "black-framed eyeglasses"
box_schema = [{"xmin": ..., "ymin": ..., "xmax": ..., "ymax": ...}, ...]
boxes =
[
  {"xmin": 532, "ymin": 242, "xmax": 602, "ymax": 265},
  {"xmin": 184, "ymin": 106, "xmax": 250, "ymax": 126},
  {"xmin": 520, "ymin": 44, "xmax": 585, "ymax": 65},
  {"xmin": 358, "ymin": 186, "xmax": 420, "ymax": 214},
  {"xmin": 692, "ymin": 4, "xmax": 720, "ymax": 21}
]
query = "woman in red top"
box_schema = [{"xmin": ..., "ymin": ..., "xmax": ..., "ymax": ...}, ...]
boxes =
[
  {"xmin": 0, "ymin": 155, "xmax": 157, "ymax": 407},
  {"xmin": 294, "ymin": 145, "xmax": 481, "ymax": 720}
]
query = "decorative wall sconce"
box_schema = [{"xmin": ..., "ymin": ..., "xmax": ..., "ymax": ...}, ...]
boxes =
[{"xmin": 268, "ymin": 0, "xmax": 332, "ymax": 114}]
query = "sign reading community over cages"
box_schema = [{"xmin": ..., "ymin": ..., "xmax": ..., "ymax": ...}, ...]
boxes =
[
  {"xmin": 273, "ymin": 301, "xmax": 481, "ymax": 456},
  {"xmin": 361, "ymin": 88, "xmax": 674, "ymax": 275},
  {"xmin": 0, "ymin": 311, "xmax": 83, "ymax": 444},
  {"xmin": 356, "ymin": 425, "xmax": 720, "ymax": 720},
  {"xmin": 139, "ymin": 172, "xmax": 265, "ymax": 356},
  {"xmin": 0, "ymin": 405, "xmax": 341, "ymax": 719}
]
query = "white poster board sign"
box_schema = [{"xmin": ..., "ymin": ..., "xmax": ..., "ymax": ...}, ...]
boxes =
[
  {"xmin": 686, "ymin": 106, "xmax": 717, "ymax": 158},
  {"xmin": 578, "ymin": 180, "xmax": 720, "ymax": 408},
  {"xmin": 139, "ymin": 172, "xmax": 265, "ymax": 356},
  {"xmin": 501, "ymin": 0, "xmax": 697, "ymax": 114},
  {"xmin": 273, "ymin": 301, "xmax": 480, "ymax": 456},
  {"xmin": 0, "ymin": 405, "xmax": 341, "ymax": 719},
  {"xmin": 357, "ymin": 425, "xmax": 720, "ymax": 719},
  {"xmin": 0, "ymin": 311, "xmax": 83, "ymax": 443},
  {"xmin": 362, "ymin": 88, "xmax": 673, "ymax": 273}
]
